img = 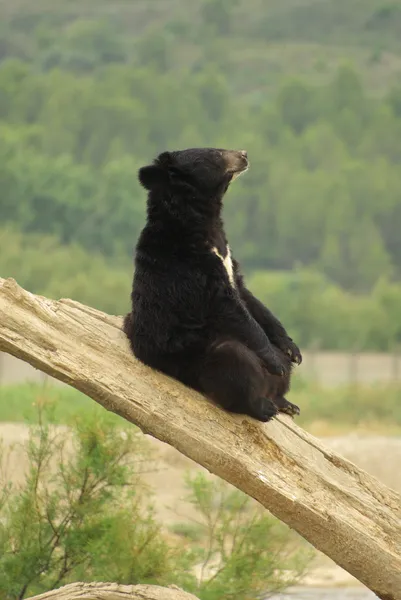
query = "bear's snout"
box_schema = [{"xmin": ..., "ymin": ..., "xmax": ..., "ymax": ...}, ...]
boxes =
[{"xmin": 223, "ymin": 149, "xmax": 249, "ymax": 174}]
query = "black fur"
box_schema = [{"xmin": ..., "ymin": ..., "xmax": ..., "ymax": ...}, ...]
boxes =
[{"xmin": 123, "ymin": 148, "xmax": 302, "ymax": 422}]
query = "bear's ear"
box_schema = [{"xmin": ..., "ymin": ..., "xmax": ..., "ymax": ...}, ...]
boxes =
[{"xmin": 138, "ymin": 164, "xmax": 168, "ymax": 191}]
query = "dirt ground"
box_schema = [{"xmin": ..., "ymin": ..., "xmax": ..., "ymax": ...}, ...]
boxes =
[{"xmin": 1, "ymin": 423, "xmax": 400, "ymax": 589}]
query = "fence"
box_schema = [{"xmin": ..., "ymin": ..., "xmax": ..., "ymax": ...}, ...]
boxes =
[{"xmin": 1, "ymin": 350, "xmax": 401, "ymax": 388}]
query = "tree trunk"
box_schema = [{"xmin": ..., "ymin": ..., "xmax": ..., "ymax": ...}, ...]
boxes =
[
  {"xmin": 26, "ymin": 582, "xmax": 199, "ymax": 600},
  {"xmin": 0, "ymin": 278, "xmax": 400, "ymax": 600}
]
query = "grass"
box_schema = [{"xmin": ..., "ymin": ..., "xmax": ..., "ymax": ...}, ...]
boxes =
[
  {"xmin": 293, "ymin": 377, "xmax": 401, "ymax": 435},
  {"xmin": 0, "ymin": 382, "xmax": 124, "ymax": 426},
  {"xmin": 0, "ymin": 380, "xmax": 400, "ymax": 435}
]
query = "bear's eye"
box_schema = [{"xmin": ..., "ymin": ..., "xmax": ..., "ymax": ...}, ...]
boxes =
[{"xmin": 168, "ymin": 166, "xmax": 181, "ymax": 176}]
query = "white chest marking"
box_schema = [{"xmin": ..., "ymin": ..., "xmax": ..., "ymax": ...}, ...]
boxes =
[{"xmin": 212, "ymin": 245, "xmax": 235, "ymax": 288}]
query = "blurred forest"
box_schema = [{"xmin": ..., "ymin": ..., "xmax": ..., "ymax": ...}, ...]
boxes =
[{"xmin": 2, "ymin": 0, "xmax": 401, "ymax": 350}]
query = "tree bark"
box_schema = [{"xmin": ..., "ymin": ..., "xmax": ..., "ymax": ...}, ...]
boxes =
[
  {"xmin": 26, "ymin": 582, "xmax": 199, "ymax": 600},
  {"xmin": 0, "ymin": 277, "xmax": 400, "ymax": 600}
]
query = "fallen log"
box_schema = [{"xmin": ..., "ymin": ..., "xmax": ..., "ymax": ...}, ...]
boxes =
[
  {"xmin": 0, "ymin": 278, "xmax": 400, "ymax": 600},
  {"xmin": 26, "ymin": 582, "xmax": 199, "ymax": 600}
]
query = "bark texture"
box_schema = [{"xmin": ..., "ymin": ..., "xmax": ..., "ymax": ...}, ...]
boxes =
[
  {"xmin": 26, "ymin": 582, "xmax": 199, "ymax": 600},
  {"xmin": 0, "ymin": 277, "xmax": 400, "ymax": 600}
]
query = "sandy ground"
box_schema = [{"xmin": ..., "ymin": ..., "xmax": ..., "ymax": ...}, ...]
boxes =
[{"xmin": 1, "ymin": 423, "xmax": 400, "ymax": 591}]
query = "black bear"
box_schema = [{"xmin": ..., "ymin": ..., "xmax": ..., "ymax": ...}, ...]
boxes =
[{"xmin": 123, "ymin": 148, "xmax": 302, "ymax": 422}]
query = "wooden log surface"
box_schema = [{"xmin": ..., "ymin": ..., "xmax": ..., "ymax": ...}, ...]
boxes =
[
  {"xmin": 0, "ymin": 277, "xmax": 400, "ymax": 600},
  {"xmin": 26, "ymin": 582, "xmax": 199, "ymax": 600}
]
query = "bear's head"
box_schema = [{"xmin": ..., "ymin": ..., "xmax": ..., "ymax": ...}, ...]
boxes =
[{"xmin": 138, "ymin": 148, "xmax": 249, "ymax": 199}]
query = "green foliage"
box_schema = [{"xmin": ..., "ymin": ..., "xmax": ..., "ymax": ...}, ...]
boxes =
[
  {"xmin": 296, "ymin": 382, "xmax": 401, "ymax": 432},
  {"xmin": 0, "ymin": 227, "xmax": 131, "ymax": 315},
  {"xmin": 183, "ymin": 472, "xmax": 310, "ymax": 600},
  {"xmin": 200, "ymin": 0, "xmax": 240, "ymax": 36},
  {"xmin": 276, "ymin": 78, "xmax": 317, "ymax": 134},
  {"xmin": 0, "ymin": 397, "xmax": 309, "ymax": 598},
  {"xmin": 0, "ymin": 406, "xmax": 192, "ymax": 597},
  {"xmin": 0, "ymin": 383, "xmax": 118, "ymax": 424},
  {"xmin": 170, "ymin": 522, "xmax": 205, "ymax": 543},
  {"xmin": 247, "ymin": 269, "xmax": 401, "ymax": 351},
  {"xmin": 2, "ymin": 59, "xmax": 401, "ymax": 293}
]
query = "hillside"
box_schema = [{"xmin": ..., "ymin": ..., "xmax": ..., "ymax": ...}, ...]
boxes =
[{"xmin": 1, "ymin": 0, "xmax": 401, "ymax": 97}]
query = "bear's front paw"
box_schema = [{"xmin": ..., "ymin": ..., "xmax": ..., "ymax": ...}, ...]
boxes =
[
  {"xmin": 275, "ymin": 336, "xmax": 302, "ymax": 365},
  {"xmin": 248, "ymin": 397, "xmax": 278, "ymax": 422},
  {"xmin": 273, "ymin": 396, "xmax": 300, "ymax": 418},
  {"xmin": 260, "ymin": 347, "xmax": 287, "ymax": 376}
]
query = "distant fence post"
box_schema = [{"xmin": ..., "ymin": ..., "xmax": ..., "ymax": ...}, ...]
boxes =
[
  {"xmin": 308, "ymin": 339, "xmax": 321, "ymax": 383},
  {"xmin": 392, "ymin": 345, "xmax": 400, "ymax": 382},
  {"xmin": 348, "ymin": 344, "xmax": 360, "ymax": 388}
]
